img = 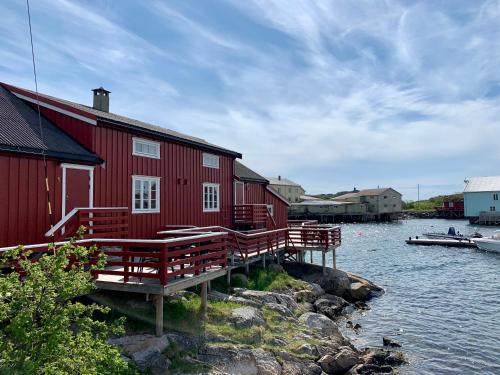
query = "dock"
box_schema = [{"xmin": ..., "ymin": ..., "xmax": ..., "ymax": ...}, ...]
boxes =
[{"xmin": 406, "ymin": 237, "xmax": 477, "ymax": 248}]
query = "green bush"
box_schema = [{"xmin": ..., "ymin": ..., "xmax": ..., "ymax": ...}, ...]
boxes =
[{"xmin": 0, "ymin": 236, "xmax": 136, "ymax": 374}]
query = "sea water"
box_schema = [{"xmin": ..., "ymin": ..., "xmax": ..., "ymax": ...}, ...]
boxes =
[{"xmin": 315, "ymin": 219, "xmax": 500, "ymax": 375}]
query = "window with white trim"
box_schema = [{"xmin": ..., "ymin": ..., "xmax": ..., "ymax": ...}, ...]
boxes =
[
  {"xmin": 203, "ymin": 153, "xmax": 219, "ymax": 169},
  {"xmin": 203, "ymin": 183, "xmax": 220, "ymax": 212},
  {"xmin": 267, "ymin": 204, "xmax": 274, "ymax": 216},
  {"xmin": 133, "ymin": 138, "xmax": 160, "ymax": 159},
  {"xmin": 132, "ymin": 176, "xmax": 160, "ymax": 213}
]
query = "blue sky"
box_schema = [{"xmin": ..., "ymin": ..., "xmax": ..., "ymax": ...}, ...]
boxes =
[{"xmin": 2, "ymin": 0, "xmax": 500, "ymax": 200}]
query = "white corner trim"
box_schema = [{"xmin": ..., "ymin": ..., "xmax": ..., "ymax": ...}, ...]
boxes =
[{"xmin": 13, "ymin": 92, "xmax": 97, "ymax": 125}]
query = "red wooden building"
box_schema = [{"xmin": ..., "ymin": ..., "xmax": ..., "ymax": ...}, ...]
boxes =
[{"xmin": 0, "ymin": 82, "xmax": 289, "ymax": 247}]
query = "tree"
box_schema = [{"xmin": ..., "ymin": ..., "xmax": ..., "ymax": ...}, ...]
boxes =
[{"xmin": 0, "ymin": 234, "xmax": 136, "ymax": 374}]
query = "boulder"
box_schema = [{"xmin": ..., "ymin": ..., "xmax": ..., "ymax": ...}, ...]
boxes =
[
  {"xmin": 280, "ymin": 359, "xmax": 323, "ymax": 375},
  {"xmin": 283, "ymin": 263, "xmax": 352, "ymax": 299},
  {"xmin": 227, "ymin": 295, "xmax": 261, "ymax": 308},
  {"xmin": 318, "ymin": 347, "xmax": 358, "ymax": 374},
  {"xmin": 293, "ymin": 343, "xmax": 319, "ymax": 358},
  {"xmin": 233, "ymin": 289, "xmax": 299, "ymax": 311},
  {"xmin": 268, "ymin": 263, "xmax": 284, "ymax": 273},
  {"xmin": 307, "ymin": 282, "xmax": 326, "ymax": 298},
  {"xmin": 251, "ymin": 348, "xmax": 281, "ymax": 375},
  {"xmin": 131, "ymin": 347, "xmax": 170, "ymax": 373},
  {"xmin": 350, "ymin": 282, "xmax": 372, "ymax": 301},
  {"xmin": 109, "ymin": 334, "xmax": 169, "ymax": 357},
  {"xmin": 294, "ymin": 289, "xmax": 317, "ymax": 303},
  {"xmin": 198, "ymin": 344, "xmax": 258, "ymax": 375},
  {"xmin": 383, "ymin": 336, "xmax": 402, "ymax": 348},
  {"xmin": 298, "ymin": 312, "xmax": 341, "ymax": 337},
  {"xmin": 264, "ymin": 302, "xmax": 295, "ymax": 318},
  {"xmin": 314, "ymin": 295, "xmax": 349, "ymax": 319},
  {"xmin": 230, "ymin": 306, "xmax": 265, "ymax": 328},
  {"xmin": 208, "ymin": 290, "xmax": 230, "ymax": 301}
]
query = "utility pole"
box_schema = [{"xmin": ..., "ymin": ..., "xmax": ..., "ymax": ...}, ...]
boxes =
[{"xmin": 417, "ymin": 184, "xmax": 420, "ymax": 209}]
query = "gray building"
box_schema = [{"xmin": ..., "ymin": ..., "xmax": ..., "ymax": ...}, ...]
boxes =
[{"xmin": 266, "ymin": 176, "xmax": 305, "ymax": 203}]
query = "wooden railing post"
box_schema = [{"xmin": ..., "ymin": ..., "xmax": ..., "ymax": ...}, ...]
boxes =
[{"xmin": 159, "ymin": 244, "xmax": 167, "ymax": 285}]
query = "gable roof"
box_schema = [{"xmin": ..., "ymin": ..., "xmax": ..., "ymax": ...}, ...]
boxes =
[
  {"xmin": 1, "ymin": 82, "xmax": 241, "ymax": 158},
  {"xmin": 335, "ymin": 188, "xmax": 401, "ymax": 200},
  {"xmin": 0, "ymin": 86, "xmax": 101, "ymax": 164},
  {"xmin": 464, "ymin": 176, "xmax": 500, "ymax": 192},
  {"xmin": 234, "ymin": 161, "xmax": 268, "ymax": 183},
  {"xmin": 266, "ymin": 176, "xmax": 303, "ymax": 187}
]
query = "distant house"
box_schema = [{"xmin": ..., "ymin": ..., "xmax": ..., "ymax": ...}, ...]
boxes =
[
  {"xmin": 335, "ymin": 188, "xmax": 402, "ymax": 219},
  {"xmin": 266, "ymin": 176, "xmax": 305, "ymax": 203},
  {"xmin": 464, "ymin": 177, "xmax": 500, "ymax": 223}
]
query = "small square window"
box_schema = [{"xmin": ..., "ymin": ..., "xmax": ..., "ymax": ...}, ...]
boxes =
[
  {"xmin": 203, "ymin": 153, "xmax": 219, "ymax": 169},
  {"xmin": 133, "ymin": 138, "xmax": 160, "ymax": 159}
]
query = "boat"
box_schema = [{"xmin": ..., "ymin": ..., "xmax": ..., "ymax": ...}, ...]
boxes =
[
  {"xmin": 423, "ymin": 227, "xmax": 482, "ymax": 240},
  {"xmin": 472, "ymin": 231, "xmax": 500, "ymax": 253}
]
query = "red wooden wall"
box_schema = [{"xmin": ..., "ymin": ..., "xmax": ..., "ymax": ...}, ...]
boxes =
[
  {"xmin": 0, "ymin": 154, "xmax": 62, "ymax": 246},
  {"xmin": 241, "ymin": 181, "xmax": 288, "ymax": 228}
]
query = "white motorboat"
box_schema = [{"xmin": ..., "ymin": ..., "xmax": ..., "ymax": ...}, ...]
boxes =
[{"xmin": 473, "ymin": 231, "xmax": 500, "ymax": 253}]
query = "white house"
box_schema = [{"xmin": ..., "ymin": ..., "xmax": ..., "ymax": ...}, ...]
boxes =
[{"xmin": 464, "ymin": 176, "xmax": 500, "ymax": 217}]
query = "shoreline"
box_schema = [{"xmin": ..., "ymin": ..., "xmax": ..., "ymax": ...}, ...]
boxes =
[{"xmin": 105, "ymin": 262, "xmax": 405, "ymax": 374}]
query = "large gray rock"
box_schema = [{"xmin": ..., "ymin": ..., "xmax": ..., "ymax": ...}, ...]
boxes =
[
  {"xmin": 318, "ymin": 347, "xmax": 358, "ymax": 374},
  {"xmin": 198, "ymin": 344, "xmax": 258, "ymax": 375},
  {"xmin": 230, "ymin": 306, "xmax": 265, "ymax": 328},
  {"xmin": 280, "ymin": 359, "xmax": 323, "ymax": 375},
  {"xmin": 131, "ymin": 347, "xmax": 170, "ymax": 373},
  {"xmin": 233, "ymin": 289, "xmax": 299, "ymax": 311},
  {"xmin": 208, "ymin": 290, "xmax": 230, "ymax": 301},
  {"xmin": 264, "ymin": 302, "xmax": 295, "ymax": 318},
  {"xmin": 314, "ymin": 295, "xmax": 349, "ymax": 319},
  {"xmin": 298, "ymin": 312, "xmax": 341, "ymax": 337},
  {"xmin": 283, "ymin": 263, "xmax": 352, "ymax": 299},
  {"xmin": 227, "ymin": 295, "xmax": 262, "ymax": 308},
  {"xmin": 350, "ymin": 282, "xmax": 372, "ymax": 301},
  {"xmin": 109, "ymin": 334, "xmax": 169, "ymax": 357},
  {"xmin": 251, "ymin": 348, "xmax": 281, "ymax": 375}
]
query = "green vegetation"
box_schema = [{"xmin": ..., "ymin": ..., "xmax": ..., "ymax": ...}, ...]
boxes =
[
  {"xmin": 247, "ymin": 267, "xmax": 309, "ymax": 292},
  {"xmin": 0, "ymin": 234, "xmax": 135, "ymax": 375},
  {"xmin": 403, "ymin": 193, "xmax": 463, "ymax": 212}
]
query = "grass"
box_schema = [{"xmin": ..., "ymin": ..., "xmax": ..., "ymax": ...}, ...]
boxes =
[{"xmin": 247, "ymin": 267, "xmax": 308, "ymax": 292}]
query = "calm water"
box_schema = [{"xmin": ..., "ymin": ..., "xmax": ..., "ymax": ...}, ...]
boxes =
[{"xmin": 315, "ymin": 219, "xmax": 500, "ymax": 375}]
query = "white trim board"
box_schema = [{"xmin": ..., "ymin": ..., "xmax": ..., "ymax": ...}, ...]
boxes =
[{"xmin": 13, "ymin": 92, "xmax": 97, "ymax": 125}]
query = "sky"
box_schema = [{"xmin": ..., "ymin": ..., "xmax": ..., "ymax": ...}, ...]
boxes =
[{"xmin": 1, "ymin": 0, "xmax": 500, "ymax": 200}]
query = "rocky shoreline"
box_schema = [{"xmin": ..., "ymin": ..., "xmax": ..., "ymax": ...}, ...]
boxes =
[{"xmin": 109, "ymin": 262, "xmax": 405, "ymax": 374}]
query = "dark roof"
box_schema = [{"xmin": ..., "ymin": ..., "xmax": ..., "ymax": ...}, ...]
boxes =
[
  {"xmin": 235, "ymin": 161, "xmax": 268, "ymax": 183},
  {"xmin": 2, "ymin": 83, "xmax": 241, "ymax": 158},
  {"xmin": 0, "ymin": 86, "xmax": 102, "ymax": 164}
]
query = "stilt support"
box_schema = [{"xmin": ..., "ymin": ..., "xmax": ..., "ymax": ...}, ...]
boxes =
[
  {"xmin": 322, "ymin": 251, "xmax": 326, "ymax": 276},
  {"xmin": 332, "ymin": 248, "xmax": 337, "ymax": 270},
  {"xmin": 245, "ymin": 262, "xmax": 250, "ymax": 274},
  {"xmin": 227, "ymin": 267, "xmax": 232, "ymax": 285},
  {"xmin": 201, "ymin": 281, "xmax": 208, "ymax": 312},
  {"xmin": 154, "ymin": 294, "xmax": 164, "ymax": 337},
  {"xmin": 262, "ymin": 254, "xmax": 266, "ymax": 267}
]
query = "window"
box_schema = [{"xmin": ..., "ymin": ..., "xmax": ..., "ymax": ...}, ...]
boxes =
[
  {"xmin": 288, "ymin": 187, "xmax": 291, "ymax": 193},
  {"xmin": 267, "ymin": 204, "xmax": 274, "ymax": 216},
  {"xmin": 203, "ymin": 183, "xmax": 220, "ymax": 212},
  {"xmin": 133, "ymin": 138, "xmax": 160, "ymax": 159},
  {"xmin": 203, "ymin": 153, "xmax": 219, "ymax": 169},
  {"xmin": 132, "ymin": 176, "xmax": 160, "ymax": 213},
  {"xmin": 494, "ymin": 193, "xmax": 498, "ymax": 201},
  {"xmin": 490, "ymin": 206, "xmax": 496, "ymax": 212},
  {"xmin": 383, "ymin": 195, "xmax": 387, "ymax": 199}
]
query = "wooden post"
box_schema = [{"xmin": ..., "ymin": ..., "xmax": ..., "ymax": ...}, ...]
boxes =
[
  {"xmin": 227, "ymin": 268, "xmax": 231, "ymax": 284},
  {"xmin": 332, "ymin": 248, "xmax": 337, "ymax": 270},
  {"xmin": 262, "ymin": 254, "xmax": 266, "ymax": 267},
  {"xmin": 201, "ymin": 281, "xmax": 208, "ymax": 312},
  {"xmin": 322, "ymin": 251, "xmax": 326, "ymax": 276},
  {"xmin": 245, "ymin": 262, "xmax": 250, "ymax": 274},
  {"xmin": 310, "ymin": 249, "xmax": 313, "ymax": 263},
  {"xmin": 154, "ymin": 294, "xmax": 164, "ymax": 337}
]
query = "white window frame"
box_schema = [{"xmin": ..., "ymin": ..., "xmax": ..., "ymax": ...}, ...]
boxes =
[
  {"xmin": 267, "ymin": 204, "xmax": 274, "ymax": 217},
  {"xmin": 203, "ymin": 183, "xmax": 220, "ymax": 212},
  {"xmin": 203, "ymin": 153, "xmax": 220, "ymax": 169},
  {"xmin": 132, "ymin": 175, "xmax": 160, "ymax": 214},
  {"xmin": 132, "ymin": 137, "xmax": 160, "ymax": 159}
]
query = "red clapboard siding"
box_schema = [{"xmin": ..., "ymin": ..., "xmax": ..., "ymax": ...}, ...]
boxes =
[{"xmin": 0, "ymin": 154, "xmax": 62, "ymax": 247}]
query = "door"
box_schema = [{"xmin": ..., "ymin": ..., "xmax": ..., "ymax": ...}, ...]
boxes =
[
  {"xmin": 62, "ymin": 164, "xmax": 93, "ymax": 216},
  {"xmin": 234, "ymin": 181, "xmax": 244, "ymax": 205}
]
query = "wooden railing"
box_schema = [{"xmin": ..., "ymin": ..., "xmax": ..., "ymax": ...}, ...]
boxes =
[
  {"xmin": 45, "ymin": 207, "xmax": 129, "ymax": 241},
  {"xmin": 288, "ymin": 224, "xmax": 341, "ymax": 250},
  {"xmin": 234, "ymin": 204, "xmax": 269, "ymax": 227},
  {"xmin": 2, "ymin": 233, "xmax": 227, "ymax": 286}
]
